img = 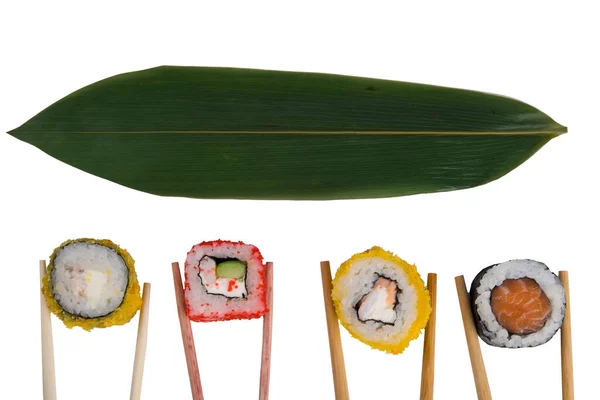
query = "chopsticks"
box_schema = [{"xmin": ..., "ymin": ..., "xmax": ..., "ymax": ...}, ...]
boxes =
[
  {"xmin": 320, "ymin": 261, "xmax": 350, "ymax": 400},
  {"xmin": 130, "ymin": 282, "xmax": 152, "ymax": 400},
  {"xmin": 171, "ymin": 261, "xmax": 275, "ymax": 400},
  {"xmin": 38, "ymin": 260, "xmax": 152, "ymax": 400},
  {"xmin": 559, "ymin": 271, "xmax": 574, "ymax": 400},
  {"xmin": 456, "ymin": 271, "xmax": 575, "ymax": 400},
  {"xmin": 455, "ymin": 276, "xmax": 492, "ymax": 400},
  {"xmin": 172, "ymin": 262, "xmax": 204, "ymax": 400},
  {"xmin": 320, "ymin": 261, "xmax": 438, "ymax": 399},
  {"xmin": 39, "ymin": 260, "xmax": 57, "ymax": 400},
  {"xmin": 420, "ymin": 273, "xmax": 438, "ymax": 400},
  {"xmin": 259, "ymin": 262, "xmax": 275, "ymax": 400}
]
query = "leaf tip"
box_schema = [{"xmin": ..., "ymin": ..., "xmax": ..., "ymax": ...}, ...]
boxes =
[
  {"xmin": 6, "ymin": 127, "xmax": 18, "ymax": 138},
  {"xmin": 554, "ymin": 123, "xmax": 568, "ymax": 137},
  {"xmin": 6, "ymin": 125, "xmax": 30, "ymax": 144}
]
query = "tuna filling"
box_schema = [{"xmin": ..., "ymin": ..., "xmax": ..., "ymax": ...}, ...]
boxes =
[
  {"xmin": 491, "ymin": 278, "xmax": 552, "ymax": 335},
  {"xmin": 355, "ymin": 276, "xmax": 399, "ymax": 325},
  {"xmin": 198, "ymin": 255, "xmax": 247, "ymax": 299}
]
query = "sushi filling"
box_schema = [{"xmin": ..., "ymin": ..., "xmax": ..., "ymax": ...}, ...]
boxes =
[
  {"xmin": 198, "ymin": 255, "xmax": 247, "ymax": 298},
  {"xmin": 491, "ymin": 278, "xmax": 552, "ymax": 335},
  {"xmin": 51, "ymin": 242, "xmax": 129, "ymax": 318},
  {"xmin": 355, "ymin": 276, "xmax": 400, "ymax": 325},
  {"xmin": 471, "ymin": 259, "xmax": 566, "ymax": 348}
]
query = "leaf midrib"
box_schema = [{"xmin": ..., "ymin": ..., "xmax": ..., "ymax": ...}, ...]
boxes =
[{"xmin": 10, "ymin": 130, "xmax": 566, "ymax": 136}]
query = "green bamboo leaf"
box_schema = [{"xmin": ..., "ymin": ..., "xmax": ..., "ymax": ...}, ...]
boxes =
[{"xmin": 7, "ymin": 66, "xmax": 566, "ymax": 200}]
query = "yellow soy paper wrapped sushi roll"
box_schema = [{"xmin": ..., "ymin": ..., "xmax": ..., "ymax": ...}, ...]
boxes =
[
  {"xmin": 42, "ymin": 238, "xmax": 142, "ymax": 331},
  {"xmin": 332, "ymin": 246, "xmax": 431, "ymax": 354}
]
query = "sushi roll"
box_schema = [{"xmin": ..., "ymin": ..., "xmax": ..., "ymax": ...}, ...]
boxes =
[
  {"xmin": 332, "ymin": 246, "xmax": 431, "ymax": 354},
  {"xmin": 42, "ymin": 238, "xmax": 142, "ymax": 331},
  {"xmin": 184, "ymin": 240, "xmax": 267, "ymax": 322},
  {"xmin": 469, "ymin": 259, "xmax": 566, "ymax": 348}
]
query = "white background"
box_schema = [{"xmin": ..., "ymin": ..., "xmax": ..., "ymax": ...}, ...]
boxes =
[{"xmin": 1, "ymin": 1, "xmax": 598, "ymax": 399}]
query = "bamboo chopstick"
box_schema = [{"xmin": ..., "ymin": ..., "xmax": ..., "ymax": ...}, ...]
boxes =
[
  {"xmin": 420, "ymin": 273, "xmax": 438, "ymax": 400},
  {"xmin": 320, "ymin": 261, "xmax": 350, "ymax": 400},
  {"xmin": 172, "ymin": 262, "xmax": 204, "ymax": 400},
  {"xmin": 39, "ymin": 260, "xmax": 57, "ymax": 400},
  {"xmin": 130, "ymin": 282, "xmax": 151, "ymax": 400},
  {"xmin": 259, "ymin": 262, "xmax": 274, "ymax": 400},
  {"xmin": 559, "ymin": 271, "xmax": 574, "ymax": 400},
  {"xmin": 455, "ymin": 275, "xmax": 492, "ymax": 400}
]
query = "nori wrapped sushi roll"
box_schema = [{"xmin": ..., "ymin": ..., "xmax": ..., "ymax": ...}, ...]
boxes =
[
  {"xmin": 469, "ymin": 259, "xmax": 566, "ymax": 348},
  {"xmin": 42, "ymin": 238, "xmax": 142, "ymax": 331},
  {"xmin": 331, "ymin": 246, "xmax": 431, "ymax": 354}
]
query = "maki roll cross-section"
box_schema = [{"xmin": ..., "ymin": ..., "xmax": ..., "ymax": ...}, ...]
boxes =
[
  {"xmin": 172, "ymin": 240, "xmax": 274, "ymax": 400},
  {"xmin": 469, "ymin": 260, "xmax": 566, "ymax": 348},
  {"xmin": 184, "ymin": 240, "xmax": 267, "ymax": 322},
  {"xmin": 331, "ymin": 246, "xmax": 431, "ymax": 354},
  {"xmin": 38, "ymin": 238, "xmax": 151, "ymax": 399},
  {"xmin": 321, "ymin": 246, "xmax": 438, "ymax": 399},
  {"xmin": 455, "ymin": 260, "xmax": 573, "ymax": 399},
  {"xmin": 43, "ymin": 238, "xmax": 142, "ymax": 330}
]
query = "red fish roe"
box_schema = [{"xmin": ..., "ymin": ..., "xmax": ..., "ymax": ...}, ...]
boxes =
[
  {"xmin": 227, "ymin": 280, "xmax": 236, "ymax": 292},
  {"xmin": 491, "ymin": 278, "xmax": 552, "ymax": 335}
]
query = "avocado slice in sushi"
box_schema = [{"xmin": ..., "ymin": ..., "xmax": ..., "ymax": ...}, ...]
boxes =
[{"xmin": 216, "ymin": 260, "xmax": 246, "ymax": 281}]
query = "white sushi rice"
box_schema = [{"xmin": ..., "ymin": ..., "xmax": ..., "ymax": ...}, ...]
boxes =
[
  {"xmin": 51, "ymin": 242, "xmax": 129, "ymax": 318},
  {"xmin": 333, "ymin": 256, "xmax": 418, "ymax": 344},
  {"xmin": 185, "ymin": 241, "xmax": 265, "ymax": 320},
  {"xmin": 473, "ymin": 259, "xmax": 566, "ymax": 348}
]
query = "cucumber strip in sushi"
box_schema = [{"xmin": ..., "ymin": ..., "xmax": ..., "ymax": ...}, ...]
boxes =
[
  {"xmin": 42, "ymin": 238, "xmax": 142, "ymax": 331},
  {"xmin": 184, "ymin": 240, "xmax": 267, "ymax": 322},
  {"xmin": 469, "ymin": 259, "xmax": 566, "ymax": 348},
  {"xmin": 332, "ymin": 246, "xmax": 431, "ymax": 354}
]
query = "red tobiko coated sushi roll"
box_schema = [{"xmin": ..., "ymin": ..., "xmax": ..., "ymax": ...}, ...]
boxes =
[{"xmin": 184, "ymin": 240, "xmax": 267, "ymax": 322}]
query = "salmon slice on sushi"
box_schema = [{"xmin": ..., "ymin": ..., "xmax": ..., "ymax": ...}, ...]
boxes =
[{"xmin": 469, "ymin": 259, "xmax": 566, "ymax": 348}]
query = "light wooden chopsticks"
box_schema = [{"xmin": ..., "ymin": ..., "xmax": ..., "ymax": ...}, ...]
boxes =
[
  {"xmin": 420, "ymin": 273, "xmax": 438, "ymax": 400},
  {"xmin": 455, "ymin": 271, "xmax": 574, "ymax": 400},
  {"xmin": 455, "ymin": 275, "xmax": 492, "ymax": 400},
  {"xmin": 130, "ymin": 282, "xmax": 152, "ymax": 400},
  {"xmin": 320, "ymin": 261, "xmax": 349, "ymax": 400},
  {"xmin": 259, "ymin": 262, "xmax": 275, "ymax": 400},
  {"xmin": 559, "ymin": 271, "xmax": 574, "ymax": 400},
  {"xmin": 39, "ymin": 261, "xmax": 152, "ymax": 400},
  {"xmin": 40, "ymin": 261, "xmax": 57, "ymax": 400},
  {"xmin": 320, "ymin": 261, "xmax": 438, "ymax": 400},
  {"xmin": 171, "ymin": 261, "xmax": 274, "ymax": 400}
]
